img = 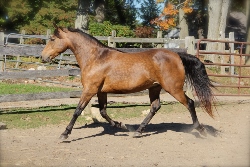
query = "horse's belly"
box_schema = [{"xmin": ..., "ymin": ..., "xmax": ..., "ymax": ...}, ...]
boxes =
[{"xmin": 101, "ymin": 80, "xmax": 157, "ymax": 94}]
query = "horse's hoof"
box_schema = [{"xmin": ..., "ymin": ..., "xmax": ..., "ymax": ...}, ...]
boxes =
[
  {"xmin": 199, "ymin": 128, "xmax": 207, "ymax": 137},
  {"xmin": 59, "ymin": 134, "xmax": 69, "ymax": 140},
  {"xmin": 120, "ymin": 122, "xmax": 127, "ymax": 130},
  {"xmin": 197, "ymin": 125, "xmax": 207, "ymax": 137},
  {"xmin": 133, "ymin": 132, "xmax": 142, "ymax": 138}
]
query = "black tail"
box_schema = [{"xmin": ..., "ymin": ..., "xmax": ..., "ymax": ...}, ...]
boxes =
[{"xmin": 178, "ymin": 53, "xmax": 214, "ymax": 118}]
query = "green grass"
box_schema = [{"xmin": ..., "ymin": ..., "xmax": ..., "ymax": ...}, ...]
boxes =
[
  {"xmin": 0, "ymin": 105, "xmax": 79, "ymax": 129},
  {"xmin": 0, "ymin": 102, "xmax": 192, "ymax": 129},
  {"xmin": 0, "ymin": 82, "xmax": 75, "ymax": 95}
]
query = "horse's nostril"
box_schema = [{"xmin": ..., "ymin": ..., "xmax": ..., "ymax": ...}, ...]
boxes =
[{"xmin": 40, "ymin": 56, "xmax": 50, "ymax": 63}]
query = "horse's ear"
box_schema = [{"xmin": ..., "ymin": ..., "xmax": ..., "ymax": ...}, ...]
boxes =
[
  {"xmin": 53, "ymin": 22, "xmax": 58, "ymax": 29},
  {"xmin": 53, "ymin": 23, "xmax": 66, "ymax": 38}
]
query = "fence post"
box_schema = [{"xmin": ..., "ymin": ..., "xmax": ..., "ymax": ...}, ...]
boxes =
[
  {"xmin": 157, "ymin": 31, "xmax": 162, "ymax": 48},
  {"xmin": 185, "ymin": 36, "xmax": 195, "ymax": 55},
  {"xmin": 229, "ymin": 32, "xmax": 235, "ymax": 76},
  {"xmin": 46, "ymin": 29, "xmax": 51, "ymax": 43},
  {"xmin": 20, "ymin": 30, "xmax": 25, "ymax": 44},
  {"xmin": 0, "ymin": 32, "xmax": 4, "ymax": 72},
  {"xmin": 108, "ymin": 30, "xmax": 116, "ymax": 48},
  {"xmin": 219, "ymin": 33, "xmax": 226, "ymax": 74},
  {"xmin": 15, "ymin": 30, "xmax": 25, "ymax": 69},
  {"xmin": 111, "ymin": 30, "xmax": 116, "ymax": 48}
]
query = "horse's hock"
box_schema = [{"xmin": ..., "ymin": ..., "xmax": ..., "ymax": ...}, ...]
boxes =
[{"xmin": 82, "ymin": 101, "xmax": 104, "ymax": 123}]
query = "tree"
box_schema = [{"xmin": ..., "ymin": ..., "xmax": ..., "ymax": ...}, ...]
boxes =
[
  {"xmin": 94, "ymin": 0, "xmax": 105, "ymax": 23},
  {"xmin": 75, "ymin": 0, "xmax": 91, "ymax": 32},
  {"xmin": 104, "ymin": 0, "xmax": 137, "ymax": 27},
  {"xmin": 140, "ymin": 0, "xmax": 160, "ymax": 27},
  {"xmin": 1, "ymin": 0, "xmax": 77, "ymax": 34},
  {"xmin": 1, "ymin": 0, "xmax": 43, "ymax": 32},
  {"xmin": 76, "ymin": 0, "xmax": 137, "ymax": 31},
  {"xmin": 151, "ymin": 0, "xmax": 193, "ymax": 30},
  {"xmin": 246, "ymin": 0, "xmax": 250, "ymax": 65},
  {"xmin": 0, "ymin": 0, "xmax": 8, "ymax": 31},
  {"xmin": 205, "ymin": 0, "xmax": 231, "ymax": 62}
]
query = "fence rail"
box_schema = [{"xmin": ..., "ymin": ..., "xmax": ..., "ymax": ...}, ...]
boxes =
[
  {"xmin": 196, "ymin": 38, "xmax": 250, "ymax": 96},
  {"xmin": 0, "ymin": 30, "xmax": 249, "ymax": 104}
]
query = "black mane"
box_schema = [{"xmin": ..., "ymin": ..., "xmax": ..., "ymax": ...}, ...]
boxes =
[
  {"xmin": 67, "ymin": 27, "xmax": 107, "ymax": 48},
  {"xmin": 67, "ymin": 27, "xmax": 123, "ymax": 52}
]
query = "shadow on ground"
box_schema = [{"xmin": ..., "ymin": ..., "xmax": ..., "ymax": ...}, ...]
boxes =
[{"xmin": 61, "ymin": 122, "xmax": 221, "ymax": 143}]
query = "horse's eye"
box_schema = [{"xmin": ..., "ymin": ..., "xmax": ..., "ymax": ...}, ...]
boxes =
[{"xmin": 50, "ymin": 38, "xmax": 55, "ymax": 41}]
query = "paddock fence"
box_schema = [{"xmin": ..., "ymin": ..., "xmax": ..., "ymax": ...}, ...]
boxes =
[
  {"xmin": 0, "ymin": 30, "xmax": 249, "ymax": 104},
  {"xmin": 196, "ymin": 38, "xmax": 250, "ymax": 96}
]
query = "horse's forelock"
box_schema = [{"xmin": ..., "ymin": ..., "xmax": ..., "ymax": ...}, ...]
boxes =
[
  {"xmin": 54, "ymin": 27, "xmax": 67, "ymax": 37},
  {"xmin": 54, "ymin": 29, "xmax": 59, "ymax": 37}
]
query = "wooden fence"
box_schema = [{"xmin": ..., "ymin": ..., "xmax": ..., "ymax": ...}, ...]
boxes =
[
  {"xmin": 0, "ymin": 30, "xmax": 189, "ymax": 103},
  {"xmin": 0, "ymin": 30, "xmax": 193, "ymax": 73},
  {"xmin": 1, "ymin": 30, "xmax": 246, "ymax": 103}
]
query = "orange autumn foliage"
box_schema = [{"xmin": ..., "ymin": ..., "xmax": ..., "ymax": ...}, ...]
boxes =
[
  {"xmin": 182, "ymin": 0, "xmax": 193, "ymax": 13},
  {"xmin": 162, "ymin": 3, "xmax": 178, "ymax": 16},
  {"xmin": 152, "ymin": 0, "xmax": 193, "ymax": 30},
  {"xmin": 156, "ymin": 0, "xmax": 164, "ymax": 3}
]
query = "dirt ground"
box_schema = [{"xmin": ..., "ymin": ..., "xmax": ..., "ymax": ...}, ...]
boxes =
[{"xmin": 1, "ymin": 95, "xmax": 250, "ymax": 167}]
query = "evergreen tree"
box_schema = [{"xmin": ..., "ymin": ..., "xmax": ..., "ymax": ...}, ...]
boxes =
[
  {"xmin": 140, "ymin": 0, "xmax": 160, "ymax": 27},
  {"xmin": 104, "ymin": 0, "xmax": 137, "ymax": 28},
  {"xmin": 1, "ymin": 0, "xmax": 77, "ymax": 33}
]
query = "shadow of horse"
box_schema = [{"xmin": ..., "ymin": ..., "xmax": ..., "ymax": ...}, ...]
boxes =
[{"xmin": 62, "ymin": 122, "xmax": 221, "ymax": 143}]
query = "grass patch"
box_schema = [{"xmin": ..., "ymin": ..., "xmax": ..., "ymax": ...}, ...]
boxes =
[
  {"xmin": 0, "ymin": 82, "xmax": 75, "ymax": 95},
  {"xmin": 0, "ymin": 102, "xmax": 191, "ymax": 129},
  {"xmin": 0, "ymin": 105, "xmax": 79, "ymax": 129}
]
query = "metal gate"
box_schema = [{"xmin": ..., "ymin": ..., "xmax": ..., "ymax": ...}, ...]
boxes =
[{"xmin": 196, "ymin": 39, "xmax": 250, "ymax": 96}]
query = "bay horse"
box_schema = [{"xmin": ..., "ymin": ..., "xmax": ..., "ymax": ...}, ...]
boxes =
[{"xmin": 41, "ymin": 25, "xmax": 214, "ymax": 140}]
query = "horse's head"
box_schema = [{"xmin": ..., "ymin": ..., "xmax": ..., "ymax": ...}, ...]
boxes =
[{"xmin": 41, "ymin": 24, "xmax": 69, "ymax": 62}]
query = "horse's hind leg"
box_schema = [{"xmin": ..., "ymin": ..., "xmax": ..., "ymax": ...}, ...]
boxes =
[
  {"xmin": 97, "ymin": 92, "xmax": 127, "ymax": 129},
  {"xmin": 133, "ymin": 85, "xmax": 162, "ymax": 138},
  {"xmin": 169, "ymin": 90, "xmax": 207, "ymax": 136}
]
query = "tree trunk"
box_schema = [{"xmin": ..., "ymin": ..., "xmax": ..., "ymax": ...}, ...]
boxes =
[
  {"xmin": 179, "ymin": 8, "xmax": 188, "ymax": 38},
  {"xmin": 245, "ymin": 0, "xmax": 250, "ymax": 65},
  {"xmin": 219, "ymin": 0, "xmax": 231, "ymax": 35},
  {"xmin": 94, "ymin": 0, "xmax": 105, "ymax": 23},
  {"xmin": 206, "ymin": 0, "xmax": 231, "ymax": 62},
  {"xmin": 178, "ymin": 8, "xmax": 189, "ymax": 48},
  {"xmin": 75, "ymin": 0, "xmax": 91, "ymax": 32}
]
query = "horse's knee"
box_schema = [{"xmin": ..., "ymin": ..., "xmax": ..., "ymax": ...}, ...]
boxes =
[
  {"xmin": 151, "ymin": 100, "xmax": 161, "ymax": 113},
  {"xmin": 73, "ymin": 106, "xmax": 84, "ymax": 117}
]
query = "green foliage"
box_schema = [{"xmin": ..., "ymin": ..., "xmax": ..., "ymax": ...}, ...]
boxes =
[
  {"xmin": 89, "ymin": 21, "xmax": 135, "ymax": 47},
  {"xmin": 2, "ymin": 0, "xmax": 77, "ymax": 34},
  {"xmin": 22, "ymin": 0, "xmax": 77, "ymax": 34},
  {"xmin": 104, "ymin": 0, "xmax": 137, "ymax": 28},
  {"xmin": 1, "ymin": 0, "xmax": 139, "ymax": 35},
  {"xmin": 89, "ymin": 21, "xmax": 135, "ymax": 37}
]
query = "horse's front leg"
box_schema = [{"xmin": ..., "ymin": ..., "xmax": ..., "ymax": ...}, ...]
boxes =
[
  {"xmin": 97, "ymin": 92, "xmax": 127, "ymax": 129},
  {"xmin": 59, "ymin": 91, "xmax": 95, "ymax": 140}
]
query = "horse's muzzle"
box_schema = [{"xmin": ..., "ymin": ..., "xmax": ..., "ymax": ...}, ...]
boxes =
[{"xmin": 40, "ymin": 55, "xmax": 51, "ymax": 63}]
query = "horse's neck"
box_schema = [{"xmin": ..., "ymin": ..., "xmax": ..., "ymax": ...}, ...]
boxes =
[{"xmin": 68, "ymin": 34, "xmax": 99, "ymax": 69}]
